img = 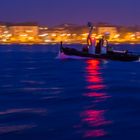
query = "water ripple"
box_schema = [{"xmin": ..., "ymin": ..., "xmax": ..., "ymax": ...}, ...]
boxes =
[
  {"xmin": 0, "ymin": 124, "xmax": 36, "ymax": 134},
  {"xmin": 0, "ymin": 108, "xmax": 47, "ymax": 116}
]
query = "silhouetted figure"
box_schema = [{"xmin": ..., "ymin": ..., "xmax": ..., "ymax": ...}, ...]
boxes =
[
  {"xmin": 60, "ymin": 41, "xmax": 64, "ymax": 52},
  {"xmin": 95, "ymin": 39, "xmax": 103, "ymax": 54},
  {"xmin": 82, "ymin": 46, "xmax": 89, "ymax": 53},
  {"xmin": 95, "ymin": 42, "xmax": 101, "ymax": 54}
]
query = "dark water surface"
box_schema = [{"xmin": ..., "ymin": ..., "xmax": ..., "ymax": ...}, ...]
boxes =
[{"xmin": 0, "ymin": 44, "xmax": 140, "ymax": 140}]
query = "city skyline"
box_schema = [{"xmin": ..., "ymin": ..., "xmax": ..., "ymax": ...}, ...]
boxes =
[{"xmin": 0, "ymin": 0, "xmax": 140, "ymax": 27}]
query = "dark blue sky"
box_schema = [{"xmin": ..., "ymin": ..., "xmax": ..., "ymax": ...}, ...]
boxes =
[{"xmin": 0, "ymin": 0, "xmax": 139, "ymax": 26}]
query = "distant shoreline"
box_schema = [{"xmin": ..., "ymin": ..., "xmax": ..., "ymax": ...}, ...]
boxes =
[{"xmin": 0, "ymin": 41, "xmax": 140, "ymax": 45}]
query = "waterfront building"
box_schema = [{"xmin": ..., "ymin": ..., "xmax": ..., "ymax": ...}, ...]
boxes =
[
  {"xmin": 9, "ymin": 23, "xmax": 39, "ymax": 43},
  {"xmin": 0, "ymin": 25, "xmax": 7, "ymax": 34},
  {"xmin": 97, "ymin": 26, "xmax": 118, "ymax": 39},
  {"xmin": 135, "ymin": 32, "xmax": 140, "ymax": 39},
  {"xmin": 0, "ymin": 25, "xmax": 8, "ymax": 42}
]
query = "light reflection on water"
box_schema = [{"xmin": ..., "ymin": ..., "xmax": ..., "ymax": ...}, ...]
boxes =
[
  {"xmin": 0, "ymin": 124, "xmax": 36, "ymax": 134},
  {"xmin": 79, "ymin": 60, "xmax": 112, "ymax": 138},
  {"xmin": 0, "ymin": 108, "xmax": 47, "ymax": 115}
]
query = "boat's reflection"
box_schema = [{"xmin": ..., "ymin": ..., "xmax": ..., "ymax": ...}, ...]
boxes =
[{"xmin": 80, "ymin": 59, "xmax": 112, "ymax": 138}]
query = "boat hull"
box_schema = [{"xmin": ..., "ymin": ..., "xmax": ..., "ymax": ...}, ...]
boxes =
[{"xmin": 60, "ymin": 47, "xmax": 139, "ymax": 61}]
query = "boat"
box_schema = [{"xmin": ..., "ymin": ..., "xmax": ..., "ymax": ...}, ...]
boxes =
[
  {"xmin": 60, "ymin": 44, "xmax": 139, "ymax": 61},
  {"xmin": 58, "ymin": 22, "xmax": 139, "ymax": 62}
]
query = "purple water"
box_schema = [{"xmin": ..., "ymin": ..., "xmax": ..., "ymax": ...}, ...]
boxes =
[{"xmin": 0, "ymin": 44, "xmax": 140, "ymax": 140}]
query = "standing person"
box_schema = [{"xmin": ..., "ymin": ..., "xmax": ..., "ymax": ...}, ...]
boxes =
[
  {"xmin": 100, "ymin": 36, "xmax": 107, "ymax": 54},
  {"xmin": 95, "ymin": 39, "xmax": 102, "ymax": 54}
]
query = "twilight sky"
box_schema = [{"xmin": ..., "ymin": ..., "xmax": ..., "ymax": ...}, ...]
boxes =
[{"xmin": 0, "ymin": 0, "xmax": 140, "ymax": 26}]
